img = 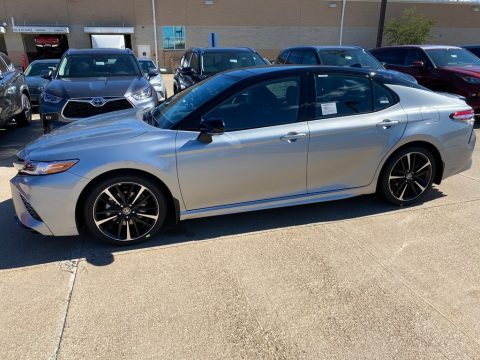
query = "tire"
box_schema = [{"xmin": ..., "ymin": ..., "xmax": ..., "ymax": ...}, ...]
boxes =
[
  {"xmin": 16, "ymin": 94, "xmax": 32, "ymax": 127},
  {"xmin": 84, "ymin": 174, "xmax": 168, "ymax": 245},
  {"xmin": 379, "ymin": 146, "xmax": 437, "ymax": 206}
]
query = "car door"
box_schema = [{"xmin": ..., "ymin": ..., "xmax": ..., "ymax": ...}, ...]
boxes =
[
  {"xmin": 176, "ymin": 75, "xmax": 310, "ymax": 210},
  {"xmin": 307, "ymin": 72, "xmax": 407, "ymax": 193}
]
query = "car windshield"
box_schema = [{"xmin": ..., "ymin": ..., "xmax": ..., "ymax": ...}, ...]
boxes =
[
  {"xmin": 24, "ymin": 62, "xmax": 58, "ymax": 77},
  {"xmin": 318, "ymin": 49, "xmax": 383, "ymax": 70},
  {"xmin": 56, "ymin": 54, "xmax": 141, "ymax": 78},
  {"xmin": 425, "ymin": 48, "xmax": 480, "ymax": 67},
  {"xmin": 201, "ymin": 52, "xmax": 267, "ymax": 75},
  {"xmin": 151, "ymin": 74, "xmax": 238, "ymax": 129},
  {"xmin": 139, "ymin": 60, "xmax": 156, "ymax": 73}
]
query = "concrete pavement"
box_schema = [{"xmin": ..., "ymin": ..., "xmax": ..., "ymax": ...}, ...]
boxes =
[{"xmin": 1, "ymin": 115, "xmax": 479, "ymax": 359}]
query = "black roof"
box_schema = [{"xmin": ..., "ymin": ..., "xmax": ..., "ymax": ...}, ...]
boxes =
[
  {"xmin": 189, "ymin": 47, "xmax": 257, "ymax": 54},
  {"xmin": 281, "ymin": 45, "xmax": 364, "ymax": 52},
  {"xmin": 64, "ymin": 48, "xmax": 134, "ymax": 55}
]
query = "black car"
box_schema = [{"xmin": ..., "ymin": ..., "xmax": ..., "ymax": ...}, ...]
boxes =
[
  {"xmin": 173, "ymin": 47, "xmax": 268, "ymax": 94},
  {"xmin": 463, "ymin": 45, "xmax": 480, "ymax": 58},
  {"xmin": 24, "ymin": 59, "xmax": 59, "ymax": 104},
  {"xmin": 0, "ymin": 52, "xmax": 31, "ymax": 127},
  {"xmin": 40, "ymin": 48, "xmax": 158, "ymax": 133},
  {"xmin": 275, "ymin": 46, "xmax": 417, "ymax": 83}
]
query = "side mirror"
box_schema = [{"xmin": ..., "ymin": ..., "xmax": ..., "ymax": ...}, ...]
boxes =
[
  {"xmin": 411, "ymin": 61, "xmax": 425, "ymax": 68},
  {"xmin": 147, "ymin": 68, "xmax": 159, "ymax": 78},
  {"xmin": 40, "ymin": 69, "xmax": 52, "ymax": 80},
  {"xmin": 198, "ymin": 118, "xmax": 225, "ymax": 144},
  {"xmin": 159, "ymin": 68, "xmax": 167, "ymax": 74},
  {"xmin": 181, "ymin": 66, "xmax": 194, "ymax": 76}
]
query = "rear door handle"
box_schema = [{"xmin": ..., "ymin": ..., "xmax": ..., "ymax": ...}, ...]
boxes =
[
  {"xmin": 280, "ymin": 132, "xmax": 307, "ymax": 142},
  {"xmin": 376, "ymin": 119, "xmax": 399, "ymax": 129}
]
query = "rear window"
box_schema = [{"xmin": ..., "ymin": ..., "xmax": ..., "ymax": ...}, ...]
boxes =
[
  {"xmin": 201, "ymin": 52, "xmax": 266, "ymax": 75},
  {"xmin": 317, "ymin": 49, "xmax": 382, "ymax": 70}
]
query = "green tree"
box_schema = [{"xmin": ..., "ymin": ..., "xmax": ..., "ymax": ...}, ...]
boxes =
[{"xmin": 384, "ymin": 8, "xmax": 436, "ymax": 45}]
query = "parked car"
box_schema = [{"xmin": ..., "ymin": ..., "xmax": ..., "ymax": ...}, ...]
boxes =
[
  {"xmin": 24, "ymin": 59, "xmax": 59, "ymax": 105},
  {"xmin": 462, "ymin": 45, "xmax": 480, "ymax": 58},
  {"xmin": 370, "ymin": 45, "xmax": 480, "ymax": 117},
  {"xmin": 0, "ymin": 52, "xmax": 31, "ymax": 127},
  {"xmin": 173, "ymin": 47, "xmax": 268, "ymax": 94},
  {"xmin": 39, "ymin": 48, "xmax": 158, "ymax": 133},
  {"xmin": 11, "ymin": 66, "xmax": 475, "ymax": 245},
  {"xmin": 138, "ymin": 57, "xmax": 168, "ymax": 102},
  {"xmin": 275, "ymin": 46, "xmax": 417, "ymax": 83}
]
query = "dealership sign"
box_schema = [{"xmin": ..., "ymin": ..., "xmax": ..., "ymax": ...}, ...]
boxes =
[{"xmin": 12, "ymin": 26, "xmax": 69, "ymax": 34}]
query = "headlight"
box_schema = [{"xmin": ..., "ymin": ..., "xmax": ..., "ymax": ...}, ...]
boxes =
[
  {"xmin": 459, "ymin": 75, "xmax": 480, "ymax": 84},
  {"xmin": 42, "ymin": 92, "xmax": 63, "ymax": 103},
  {"xmin": 19, "ymin": 160, "xmax": 78, "ymax": 175},
  {"xmin": 131, "ymin": 86, "xmax": 153, "ymax": 101}
]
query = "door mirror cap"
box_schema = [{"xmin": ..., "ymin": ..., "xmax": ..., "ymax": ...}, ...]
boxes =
[
  {"xmin": 198, "ymin": 118, "xmax": 225, "ymax": 143},
  {"xmin": 181, "ymin": 66, "xmax": 194, "ymax": 76},
  {"xmin": 147, "ymin": 68, "xmax": 159, "ymax": 78},
  {"xmin": 40, "ymin": 69, "xmax": 52, "ymax": 80},
  {"xmin": 411, "ymin": 61, "xmax": 425, "ymax": 68}
]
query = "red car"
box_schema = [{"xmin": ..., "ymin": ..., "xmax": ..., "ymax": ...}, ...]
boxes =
[{"xmin": 370, "ymin": 45, "xmax": 480, "ymax": 117}]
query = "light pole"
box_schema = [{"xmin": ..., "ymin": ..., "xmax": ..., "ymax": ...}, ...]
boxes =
[
  {"xmin": 151, "ymin": 0, "xmax": 159, "ymax": 67},
  {"xmin": 339, "ymin": 0, "xmax": 347, "ymax": 45},
  {"xmin": 376, "ymin": 0, "xmax": 388, "ymax": 48}
]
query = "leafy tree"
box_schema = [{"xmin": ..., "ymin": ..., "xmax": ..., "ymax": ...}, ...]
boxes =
[{"xmin": 384, "ymin": 8, "xmax": 436, "ymax": 45}]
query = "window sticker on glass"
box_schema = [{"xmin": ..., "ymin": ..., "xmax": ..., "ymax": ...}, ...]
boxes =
[
  {"xmin": 321, "ymin": 102, "xmax": 337, "ymax": 116},
  {"xmin": 379, "ymin": 96, "xmax": 390, "ymax": 104},
  {"xmin": 229, "ymin": 59, "xmax": 238, "ymax": 63},
  {"xmin": 451, "ymin": 54, "xmax": 458, "ymax": 58},
  {"xmin": 345, "ymin": 56, "xmax": 352, "ymax": 60}
]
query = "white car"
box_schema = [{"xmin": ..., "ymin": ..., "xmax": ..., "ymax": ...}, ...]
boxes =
[{"xmin": 138, "ymin": 57, "xmax": 168, "ymax": 102}]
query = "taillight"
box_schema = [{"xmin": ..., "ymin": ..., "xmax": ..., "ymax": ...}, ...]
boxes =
[{"xmin": 450, "ymin": 109, "xmax": 474, "ymax": 121}]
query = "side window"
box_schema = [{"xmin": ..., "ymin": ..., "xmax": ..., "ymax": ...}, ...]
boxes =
[
  {"xmin": 302, "ymin": 51, "xmax": 318, "ymax": 65},
  {"xmin": 374, "ymin": 49, "xmax": 406, "ymax": 66},
  {"xmin": 0, "ymin": 58, "xmax": 8, "ymax": 73},
  {"xmin": 181, "ymin": 52, "xmax": 192, "ymax": 68},
  {"xmin": 315, "ymin": 74, "xmax": 372, "ymax": 119},
  {"xmin": 190, "ymin": 53, "xmax": 199, "ymax": 72},
  {"xmin": 285, "ymin": 50, "xmax": 304, "ymax": 65},
  {"xmin": 373, "ymin": 82, "xmax": 396, "ymax": 111},
  {"xmin": 203, "ymin": 77, "xmax": 301, "ymax": 132},
  {"xmin": 277, "ymin": 51, "xmax": 289, "ymax": 64}
]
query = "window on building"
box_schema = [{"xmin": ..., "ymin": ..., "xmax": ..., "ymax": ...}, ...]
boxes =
[{"xmin": 162, "ymin": 26, "xmax": 186, "ymax": 50}]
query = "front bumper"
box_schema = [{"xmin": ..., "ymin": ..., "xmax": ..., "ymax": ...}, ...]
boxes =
[{"xmin": 10, "ymin": 171, "xmax": 89, "ymax": 236}]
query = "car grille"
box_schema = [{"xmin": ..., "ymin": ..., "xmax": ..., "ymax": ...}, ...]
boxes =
[
  {"xmin": 62, "ymin": 98, "xmax": 133, "ymax": 119},
  {"xmin": 20, "ymin": 195, "xmax": 42, "ymax": 222}
]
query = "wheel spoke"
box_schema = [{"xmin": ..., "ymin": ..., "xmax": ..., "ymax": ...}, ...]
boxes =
[
  {"xmin": 414, "ymin": 180, "xmax": 426, "ymax": 192},
  {"xmin": 103, "ymin": 189, "xmax": 122, "ymax": 206},
  {"xmin": 406, "ymin": 153, "xmax": 411, "ymax": 171},
  {"xmin": 389, "ymin": 175, "xmax": 404, "ymax": 180},
  {"xmin": 398, "ymin": 182, "xmax": 408, "ymax": 200},
  {"xmin": 136, "ymin": 213, "xmax": 159, "ymax": 220},
  {"xmin": 95, "ymin": 215, "xmax": 118, "ymax": 226},
  {"xmin": 415, "ymin": 160, "xmax": 431, "ymax": 174},
  {"xmin": 126, "ymin": 221, "xmax": 132, "ymax": 241},
  {"xmin": 115, "ymin": 185, "xmax": 127, "ymax": 205},
  {"xmin": 131, "ymin": 186, "xmax": 146, "ymax": 206}
]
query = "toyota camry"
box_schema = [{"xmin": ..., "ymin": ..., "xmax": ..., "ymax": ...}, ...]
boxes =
[{"xmin": 11, "ymin": 66, "xmax": 476, "ymax": 245}]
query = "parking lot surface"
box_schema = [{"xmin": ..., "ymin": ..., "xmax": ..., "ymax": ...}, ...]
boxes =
[{"xmin": 1, "ymin": 112, "xmax": 479, "ymax": 359}]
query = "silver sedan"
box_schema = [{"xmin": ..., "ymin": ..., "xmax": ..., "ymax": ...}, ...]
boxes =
[{"xmin": 10, "ymin": 66, "xmax": 476, "ymax": 245}]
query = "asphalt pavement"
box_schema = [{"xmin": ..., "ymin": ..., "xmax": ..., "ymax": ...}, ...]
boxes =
[{"xmin": 1, "ymin": 108, "xmax": 480, "ymax": 359}]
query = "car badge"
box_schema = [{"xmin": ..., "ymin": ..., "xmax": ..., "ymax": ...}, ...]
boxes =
[{"xmin": 91, "ymin": 97, "xmax": 106, "ymax": 107}]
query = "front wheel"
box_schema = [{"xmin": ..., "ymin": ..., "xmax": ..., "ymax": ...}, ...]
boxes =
[
  {"xmin": 16, "ymin": 94, "xmax": 32, "ymax": 127},
  {"xmin": 379, "ymin": 147, "xmax": 436, "ymax": 206},
  {"xmin": 84, "ymin": 175, "xmax": 167, "ymax": 245}
]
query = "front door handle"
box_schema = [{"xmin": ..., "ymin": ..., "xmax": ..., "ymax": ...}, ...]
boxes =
[
  {"xmin": 376, "ymin": 119, "xmax": 399, "ymax": 129},
  {"xmin": 280, "ymin": 132, "xmax": 307, "ymax": 143}
]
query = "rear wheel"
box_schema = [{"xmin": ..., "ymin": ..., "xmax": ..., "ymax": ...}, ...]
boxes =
[
  {"xmin": 16, "ymin": 94, "xmax": 32, "ymax": 127},
  {"xmin": 84, "ymin": 175, "xmax": 167, "ymax": 245},
  {"xmin": 379, "ymin": 147, "xmax": 436, "ymax": 206}
]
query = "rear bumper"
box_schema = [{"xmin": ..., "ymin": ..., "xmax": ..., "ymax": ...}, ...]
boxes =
[
  {"xmin": 441, "ymin": 129, "xmax": 476, "ymax": 180},
  {"xmin": 10, "ymin": 171, "xmax": 89, "ymax": 236}
]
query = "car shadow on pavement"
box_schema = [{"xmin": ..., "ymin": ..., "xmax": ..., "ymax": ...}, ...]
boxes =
[
  {"xmin": 0, "ymin": 187, "xmax": 447, "ymax": 270},
  {"xmin": 0, "ymin": 118, "xmax": 43, "ymax": 167}
]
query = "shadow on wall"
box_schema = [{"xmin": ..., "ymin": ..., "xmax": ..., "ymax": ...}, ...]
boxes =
[{"xmin": 0, "ymin": 187, "xmax": 446, "ymax": 271}]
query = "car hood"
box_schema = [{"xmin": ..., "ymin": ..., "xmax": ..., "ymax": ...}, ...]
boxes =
[
  {"xmin": 19, "ymin": 108, "xmax": 153, "ymax": 161},
  {"xmin": 44, "ymin": 76, "xmax": 150, "ymax": 99},
  {"xmin": 441, "ymin": 65, "xmax": 480, "ymax": 78},
  {"xmin": 26, "ymin": 76, "xmax": 49, "ymax": 89}
]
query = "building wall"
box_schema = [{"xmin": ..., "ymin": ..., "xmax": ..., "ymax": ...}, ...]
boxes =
[{"xmin": 0, "ymin": 0, "xmax": 479, "ymax": 68}]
